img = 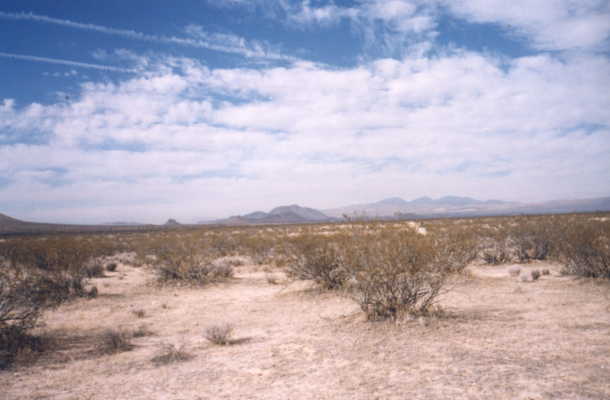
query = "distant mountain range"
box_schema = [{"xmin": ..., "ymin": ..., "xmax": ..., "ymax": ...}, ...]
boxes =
[
  {"xmin": 323, "ymin": 196, "xmax": 517, "ymax": 218},
  {"xmin": 0, "ymin": 213, "xmax": 158, "ymax": 235},
  {"xmin": 2, "ymin": 196, "xmax": 610, "ymax": 234},
  {"xmin": 211, "ymin": 204, "xmax": 329, "ymax": 225}
]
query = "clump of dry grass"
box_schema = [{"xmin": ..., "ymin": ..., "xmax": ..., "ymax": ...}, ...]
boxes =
[
  {"xmin": 204, "ymin": 324, "xmax": 234, "ymax": 345},
  {"xmin": 132, "ymin": 309, "xmax": 146, "ymax": 318},
  {"xmin": 531, "ymin": 269, "xmax": 541, "ymax": 281},
  {"xmin": 151, "ymin": 343, "xmax": 192, "ymax": 366},
  {"xmin": 132, "ymin": 324, "xmax": 154, "ymax": 338},
  {"xmin": 98, "ymin": 329, "xmax": 134, "ymax": 354}
]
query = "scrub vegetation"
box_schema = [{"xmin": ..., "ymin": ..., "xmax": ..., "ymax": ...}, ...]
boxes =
[{"xmin": 1, "ymin": 212, "xmax": 609, "ymax": 399}]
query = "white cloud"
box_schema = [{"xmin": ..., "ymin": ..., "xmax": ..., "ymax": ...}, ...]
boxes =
[
  {"xmin": 1, "ymin": 48, "xmax": 609, "ymax": 223},
  {"xmin": 441, "ymin": 0, "xmax": 610, "ymax": 51}
]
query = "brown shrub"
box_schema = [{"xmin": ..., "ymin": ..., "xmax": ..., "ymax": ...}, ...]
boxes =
[
  {"xmin": 343, "ymin": 229, "xmax": 476, "ymax": 321},
  {"xmin": 149, "ymin": 235, "xmax": 233, "ymax": 286},
  {"xmin": 204, "ymin": 324, "xmax": 234, "ymax": 345},
  {"xmin": 285, "ymin": 235, "xmax": 348, "ymax": 290},
  {"xmin": 151, "ymin": 343, "xmax": 192, "ymax": 365},
  {"xmin": 98, "ymin": 329, "xmax": 134, "ymax": 354},
  {"xmin": 555, "ymin": 219, "xmax": 610, "ymax": 279}
]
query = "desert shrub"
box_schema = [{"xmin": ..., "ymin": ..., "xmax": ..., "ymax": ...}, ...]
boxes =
[
  {"xmin": 106, "ymin": 262, "xmax": 118, "ymax": 272},
  {"xmin": 151, "ymin": 343, "xmax": 192, "ymax": 365},
  {"xmin": 236, "ymin": 233, "xmax": 280, "ymax": 265},
  {"xmin": 204, "ymin": 324, "xmax": 234, "ymax": 345},
  {"xmin": 0, "ymin": 236, "xmax": 120, "ymax": 302},
  {"xmin": 0, "ymin": 270, "xmax": 43, "ymax": 369},
  {"xmin": 149, "ymin": 235, "xmax": 232, "ymax": 286},
  {"xmin": 132, "ymin": 324, "xmax": 154, "ymax": 338},
  {"xmin": 509, "ymin": 217, "xmax": 557, "ymax": 262},
  {"xmin": 343, "ymin": 229, "xmax": 476, "ymax": 321},
  {"xmin": 285, "ymin": 235, "xmax": 348, "ymax": 290},
  {"xmin": 555, "ymin": 219, "xmax": 610, "ymax": 278},
  {"xmin": 479, "ymin": 232, "xmax": 512, "ymax": 264},
  {"xmin": 0, "ymin": 263, "xmax": 79, "ymax": 368},
  {"xmin": 531, "ymin": 269, "xmax": 541, "ymax": 281},
  {"xmin": 83, "ymin": 261, "xmax": 105, "ymax": 278},
  {"xmin": 98, "ymin": 329, "xmax": 134, "ymax": 354}
]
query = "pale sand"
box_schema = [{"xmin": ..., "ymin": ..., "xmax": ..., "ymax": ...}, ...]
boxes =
[{"xmin": 2, "ymin": 261, "xmax": 609, "ymax": 400}]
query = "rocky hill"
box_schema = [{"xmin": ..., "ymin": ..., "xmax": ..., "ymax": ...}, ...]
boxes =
[{"xmin": 214, "ymin": 204, "xmax": 332, "ymax": 225}]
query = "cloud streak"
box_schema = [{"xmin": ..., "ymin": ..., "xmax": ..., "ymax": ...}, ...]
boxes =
[
  {"xmin": 0, "ymin": 51, "xmax": 136, "ymax": 72},
  {"xmin": 0, "ymin": 11, "xmax": 295, "ymax": 61}
]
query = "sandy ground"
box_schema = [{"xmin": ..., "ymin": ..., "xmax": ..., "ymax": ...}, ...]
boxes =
[{"xmin": 2, "ymin": 261, "xmax": 609, "ymax": 400}]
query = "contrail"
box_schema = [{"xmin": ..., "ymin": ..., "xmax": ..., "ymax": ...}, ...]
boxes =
[
  {"xmin": 0, "ymin": 51, "xmax": 136, "ymax": 72},
  {"xmin": 0, "ymin": 11, "xmax": 293, "ymax": 61}
]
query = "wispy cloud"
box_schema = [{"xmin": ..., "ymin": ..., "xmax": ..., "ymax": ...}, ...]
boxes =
[
  {"xmin": 0, "ymin": 51, "xmax": 136, "ymax": 72},
  {"xmin": 0, "ymin": 11, "xmax": 296, "ymax": 61},
  {"xmin": 237, "ymin": 0, "xmax": 438, "ymax": 59},
  {"xmin": 439, "ymin": 0, "xmax": 610, "ymax": 51}
]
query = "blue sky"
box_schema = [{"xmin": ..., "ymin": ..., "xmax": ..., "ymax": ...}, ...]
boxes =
[{"xmin": 1, "ymin": 0, "xmax": 609, "ymax": 223}]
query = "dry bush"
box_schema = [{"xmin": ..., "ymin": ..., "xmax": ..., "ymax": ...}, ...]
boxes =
[
  {"xmin": 556, "ymin": 219, "xmax": 610, "ymax": 279},
  {"xmin": 83, "ymin": 261, "xmax": 106, "ymax": 278},
  {"xmin": 343, "ymin": 229, "xmax": 476, "ymax": 321},
  {"xmin": 204, "ymin": 324, "xmax": 234, "ymax": 345},
  {"xmin": 149, "ymin": 235, "xmax": 233, "ymax": 286},
  {"xmin": 479, "ymin": 234, "xmax": 512, "ymax": 265},
  {"xmin": 151, "ymin": 343, "xmax": 192, "ymax": 366},
  {"xmin": 285, "ymin": 234, "xmax": 348, "ymax": 290},
  {"xmin": 132, "ymin": 324, "xmax": 154, "ymax": 338},
  {"xmin": 0, "ymin": 269, "xmax": 44, "ymax": 369},
  {"xmin": 509, "ymin": 217, "xmax": 556, "ymax": 262},
  {"xmin": 0, "ymin": 252, "xmax": 96, "ymax": 369},
  {"xmin": 98, "ymin": 329, "xmax": 134, "ymax": 354},
  {"xmin": 0, "ymin": 236, "xmax": 120, "ymax": 303}
]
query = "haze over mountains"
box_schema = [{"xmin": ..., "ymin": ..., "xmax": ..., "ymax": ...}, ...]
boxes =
[
  {"xmin": 2, "ymin": 195, "xmax": 610, "ymax": 234},
  {"xmin": 323, "ymin": 196, "xmax": 518, "ymax": 218}
]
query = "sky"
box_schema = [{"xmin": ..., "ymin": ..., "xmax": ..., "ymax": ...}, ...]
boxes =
[{"xmin": 0, "ymin": 0, "xmax": 609, "ymax": 224}]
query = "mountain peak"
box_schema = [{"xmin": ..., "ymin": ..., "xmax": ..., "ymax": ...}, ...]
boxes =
[
  {"xmin": 436, "ymin": 196, "xmax": 479, "ymax": 205},
  {"xmin": 411, "ymin": 196, "xmax": 433, "ymax": 204},
  {"xmin": 376, "ymin": 197, "xmax": 408, "ymax": 206}
]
